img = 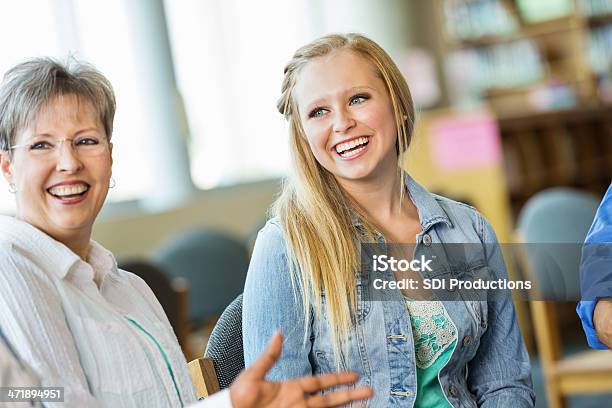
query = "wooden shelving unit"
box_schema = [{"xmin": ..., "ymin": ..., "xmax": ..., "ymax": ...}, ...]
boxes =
[
  {"xmin": 436, "ymin": 0, "xmax": 612, "ymax": 215},
  {"xmin": 498, "ymin": 106, "xmax": 612, "ymax": 215},
  {"xmin": 436, "ymin": 0, "xmax": 611, "ymax": 116}
]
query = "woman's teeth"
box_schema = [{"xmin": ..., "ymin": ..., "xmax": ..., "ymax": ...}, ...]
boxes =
[
  {"xmin": 49, "ymin": 184, "xmax": 89, "ymax": 197},
  {"xmin": 335, "ymin": 137, "xmax": 369, "ymax": 157}
]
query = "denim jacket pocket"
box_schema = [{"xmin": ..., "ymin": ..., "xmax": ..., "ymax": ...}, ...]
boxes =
[{"xmin": 313, "ymin": 350, "xmax": 334, "ymax": 374}]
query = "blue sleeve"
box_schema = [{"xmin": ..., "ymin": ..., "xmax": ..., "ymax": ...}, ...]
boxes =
[
  {"xmin": 578, "ymin": 183, "xmax": 612, "ymax": 349},
  {"xmin": 242, "ymin": 220, "xmax": 313, "ymax": 380},
  {"xmin": 576, "ymin": 301, "xmax": 608, "ymax": 349},
  {"xmin": 468, "ymin": 214, "xmax": 535, "ymax": 408}
]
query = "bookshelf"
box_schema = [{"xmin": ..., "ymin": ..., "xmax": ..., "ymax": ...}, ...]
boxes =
[
  {"xmin": 498, "ymin": 106, "xmax": 612, "ymax": 215},
  {"xmin": 437, "ymin": 0, "xmax": 612, "ymax": 215},
  {"xmin": 437, "ymin": 0, "xmax": 612, "ymax": 116}
]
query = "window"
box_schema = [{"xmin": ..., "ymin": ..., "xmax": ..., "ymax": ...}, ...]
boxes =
[
  {"xmin": 0, "ymin": 0, "xmax": 152, "ymax": 213},
  {"xmin": 0, "ymin": 0, "xmax": 60, "ymax": 214},
  {"xmin": 0, "ymin": 0, "xmax": 404, "ymax": 214},
  {"xmin": 165, "ymin": 0, "xmax": 317, "ymax": 188}
]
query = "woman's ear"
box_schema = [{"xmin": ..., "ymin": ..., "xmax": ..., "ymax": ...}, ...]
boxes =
[{"xmin": 0, "ymin": 151, "xmax": 13, "ymax": 185}]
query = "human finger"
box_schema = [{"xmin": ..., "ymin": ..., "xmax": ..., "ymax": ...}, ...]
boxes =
[
  {"xmin": 296, "ymin": 372, "xmax": 359, "ymax": 393},
  {"xmin": 306, "ymin": 386, "xmax": 373, "ymax": 407}
]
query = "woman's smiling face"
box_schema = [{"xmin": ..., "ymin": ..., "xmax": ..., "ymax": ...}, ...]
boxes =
[
  {"xmin": 293, "ymin": 49, "xmax": 399, "ymax": 185},
  {"xmin": 1, "ymin": 94, "xmax": 112, "ymax": 242}
]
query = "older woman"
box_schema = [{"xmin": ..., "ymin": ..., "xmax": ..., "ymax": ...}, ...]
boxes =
[{"xmin": 0, "ymin": 58, "xmax": 371, "ymax": 407}]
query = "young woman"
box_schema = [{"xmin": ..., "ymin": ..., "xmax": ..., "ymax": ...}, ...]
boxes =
[{"xmin": 243, "ymin": 33, "xmax": 535, "ymax": 407}]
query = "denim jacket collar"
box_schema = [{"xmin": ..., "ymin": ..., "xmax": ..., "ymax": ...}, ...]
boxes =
[
  {"xmin": 405, "ymin": 174, "xmax": 454, "ymax": 231},
  {"xmin": 351, "ymin": 173, "xmax": 453, "ymax": 232}
]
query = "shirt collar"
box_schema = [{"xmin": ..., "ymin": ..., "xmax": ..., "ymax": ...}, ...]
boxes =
[
  {"xmin": 0, "ymin": 215, "xmax": 116, "ymax": 281},
  {"xmin": 86, "ymin": 240, "xmax": 118, "ymax": 284},
  {"xmin": 351, "ymin": 173, "xmax": 453, "ymax": 232},
  {"xmin": 404, "ymin": 174, "xmax": 453, "ymax": 231}
]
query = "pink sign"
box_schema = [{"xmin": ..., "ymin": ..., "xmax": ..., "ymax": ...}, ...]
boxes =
[{"xmin": 429, "ymin": 113, "xmax": 502, "ymax": 170}]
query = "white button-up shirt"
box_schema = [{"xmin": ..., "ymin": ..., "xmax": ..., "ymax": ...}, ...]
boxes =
[{"xmin": 0, "ymin": 216, "xmax": 231, "ymax": 408}]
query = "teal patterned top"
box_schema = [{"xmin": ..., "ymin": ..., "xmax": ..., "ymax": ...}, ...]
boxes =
[{"xmin": 405, "ymin": 300, "xmax": 458, "ymax": 407}]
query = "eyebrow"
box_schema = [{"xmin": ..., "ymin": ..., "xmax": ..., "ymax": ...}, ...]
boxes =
[{"xmin": 33, "ymin": 127, "xmax": 102, "ymax": 138}]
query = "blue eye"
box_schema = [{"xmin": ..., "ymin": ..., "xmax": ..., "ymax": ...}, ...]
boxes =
[
  {"xmin": 309, "ymin": 108, "xmax": 326, "ymax": 118},
  {"xmin": 76, "ymin": 137, "xmax": 100, "ymax": 146},
  {"xmin": 30, "ymin": 141, "xmax": 53, "ymax": 150},
  {"xmin": 349, "ymin": 94, "xmax": 369, "ymax": 105}
]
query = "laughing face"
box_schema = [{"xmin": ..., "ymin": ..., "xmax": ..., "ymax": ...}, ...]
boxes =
[
  {"xmin": 0, "ymin": 95, "xmax": 112, "ymax": 243},
  {"xmin": 293, "ymin": 49, "xmax": 399, "ymax": 186}
]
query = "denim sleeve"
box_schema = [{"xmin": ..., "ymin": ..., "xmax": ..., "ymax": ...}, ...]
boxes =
[
  {"xmin": 577, "ymin": 183, "xmax": 612, "ymax": 349},
  {"xmin": 242, "ymin": 220, "xmax": 313, "ymax": 380},
  {"xmin": 576, "ymin": 301, "xmax": 608, "ymax": 349},
  {"xmin": 467, "ymin": 214, "xmax": 535, "ymax": 408}
]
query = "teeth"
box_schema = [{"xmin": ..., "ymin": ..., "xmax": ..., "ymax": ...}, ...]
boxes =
[
  {"xmin": 49, "ymin": 184, "xmax": 88, "ymax": 197},
  {"xmin": 341, "ymin": 145, "xmax": 367, "ymax": 158},
  {"xmin": 335, "ymin": 137, "xmax": 369, "ymax": 154}
]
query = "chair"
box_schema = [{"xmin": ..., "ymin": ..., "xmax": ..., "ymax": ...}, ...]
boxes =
[
  {"xmin": 118, "ymin": 259, "xmax": 190, "ymax": 352},
  {"xmin": 154, "ymin": 229, "xmax": 249, "ymax": 325},
  {"xmin": 516, "ymin": 188, "xmax": 612, "ymax": 408},
  {"xmin": 188, "ymin": 294, "xmax": 244, "ymax": 399}
]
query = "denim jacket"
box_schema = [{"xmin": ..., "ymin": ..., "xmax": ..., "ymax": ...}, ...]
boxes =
[{"xmin": 243, "ymin": 176, "xmax": 534, "ymax": 407}]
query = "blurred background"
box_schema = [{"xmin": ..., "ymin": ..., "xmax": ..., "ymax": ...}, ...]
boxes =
[{"xmin": 0, "ymin": 1, "xmax": 611, "ymax": 406}]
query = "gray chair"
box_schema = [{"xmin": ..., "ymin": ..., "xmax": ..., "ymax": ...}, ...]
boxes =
[
  {"xmin": 516, "ymin": 187, "xmax": 612, "ymax": 408},
  {"xmin": 188, "ymin": 294, "xmax": 244, "ymax": 399},
  {"xmin": 517, "ymin": 188, "xmax": 600, "ymax": 300},
  {"xmin": 154, "ymin": 229, "xmax": 249, "ymax": 325},
  {"xmin": 205, "ymin": 293, "xmax": 244, "ymax": 389}
]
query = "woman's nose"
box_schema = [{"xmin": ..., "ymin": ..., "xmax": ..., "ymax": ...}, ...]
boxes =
[
  {"xmin": 333, "ymin": 109, "xmax": 356, "ymax": 134},
  {"xmin": 55, "ymin": 140, "xmax": 84, "ymax": 173}
]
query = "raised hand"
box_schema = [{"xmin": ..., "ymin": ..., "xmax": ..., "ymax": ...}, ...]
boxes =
[{"xmin": 230, "ymin": 333, "xmax": 373, "ymax": 407}]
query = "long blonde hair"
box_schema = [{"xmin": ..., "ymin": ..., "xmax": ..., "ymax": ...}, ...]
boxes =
[{"xmin": 274, "ymin": 33, "xmax": 415, "ymax": 365}]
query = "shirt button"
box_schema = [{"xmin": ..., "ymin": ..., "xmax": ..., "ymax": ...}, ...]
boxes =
[
  {"xmin": 422, "ymin": 234, "xmax": 432, "ymax": 246},
  {"xmin": 448, "ymin": 384, "xmax": 458, "ymax": 397},
  {"xmin": 462, "ymin": 336, "xmax": 473, "ymax": 347}
]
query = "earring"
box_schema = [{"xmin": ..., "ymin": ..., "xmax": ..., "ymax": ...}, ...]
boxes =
[
  {"xmin": 8, "ymin": 183, "xmax": 16, "ymax": 194},
  {"xmin": 109, "ymin": 177, "xmax": 116, "ymax": 189}
]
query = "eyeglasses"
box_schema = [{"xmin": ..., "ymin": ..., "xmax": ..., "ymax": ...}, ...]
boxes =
[{"xmin": 10, "ymin": 136, "xmax": 109, "ymax": 159}]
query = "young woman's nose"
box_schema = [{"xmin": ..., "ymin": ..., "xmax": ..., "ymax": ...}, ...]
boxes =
[{"xmin": 333, "ymin": 108, "xmax": 356, "ymax": 134}]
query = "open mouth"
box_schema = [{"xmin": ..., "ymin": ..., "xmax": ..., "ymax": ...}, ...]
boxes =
[
  {"xmin": 334, "ymin": 136, "xmax": 370, "ymax": 158},
  {"xmin": 47, "ymin": 183, "xmax": 90, "ymax": 200}
]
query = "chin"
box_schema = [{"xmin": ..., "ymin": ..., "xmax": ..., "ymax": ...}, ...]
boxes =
[
  {"xmin": 50, "ymin": 212, "xmax": 95, "ymax": 233},
  {"xmin": 334, "ymin": 163, "xmax": 377, "ymax": 181}
]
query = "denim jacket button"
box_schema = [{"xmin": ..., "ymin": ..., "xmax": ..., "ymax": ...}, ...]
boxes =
[
  {"xmin": 422, "ymin": 234, "xmax": 432, "ymax": 246},
  {"xmin": 448, "ymin": 384, "xmax": 458, "ymax": 397},
  {"xmin": 462, "ymin": 336, "xmax": 473, "ymax": 347},
  {"xmin": 480, "ymin": 319, "xmax": 487, "ymax": 329}
]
